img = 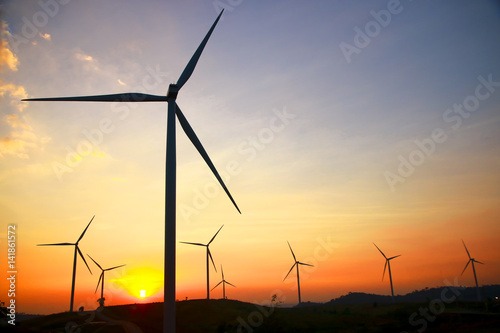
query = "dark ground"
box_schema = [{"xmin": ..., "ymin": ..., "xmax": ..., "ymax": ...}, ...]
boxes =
[{"xmin": 2, "ymin": 298, "xmax": 500, "ymax": 332}]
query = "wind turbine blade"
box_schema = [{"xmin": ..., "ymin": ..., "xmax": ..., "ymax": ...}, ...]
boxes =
[
  {"xmin": 474, "ymin": 260, "xmax": 484, "ymax": 265},
  {"xmin": 211, "ymin": 281, "xmax": 223, "ymax": 291},
  {"xmin": 77, "ymin": 246, "xmax": 92, "ymax": 275},
  {"xmin": 298, "ymin": 262, "xmax": 314, "ymax": 267},
  {"xmin": 388, "ymin": 255, "xmax": 401, "ymax": 260},
  {"xmin": 179, "ymin": 241, "xmax": 206, "ymax": 247},
  {"xmin": 382, "ymin": 260, "xmax": 388, "ymax": 281},
  {"xmin": 77, "ymin": 215, "xmax": 95, "ymax": 243},
  {"xmin": 287, "ymin": 241, "xmax": 297, "ymax": 261},
  {"xmin": 462, "ymin": 240, "xmax": 471, "ymax": 259},
  {"xmin": 208, "ymin": 248, "xmax": 217, "ymax": 272},
  {"xmin": 226, "ymin": 281, "xmax": 236, "ymax": 288},
  {"xmin": 461, "ymin": 260, "xmax": 470, "ymax": 275},
  {"xmin": 22, "ymin": 93, "xmax": 168, "ymax": 102},
  {"xmin": 95, "ymin": 273, "xmax": 103, "ymax": 294},
  {"xmin": 221, "ymin": 265, "xmax": 225, "ymax": 280},
  {"xmin": 176, "ymin": 105, "xmax": 240, "ymax": 213},
  {"xmin": 176, "ymin": 105, "xmax": 241, "ymax": 214},
  {"xmin": 87, "ymin": 254, "xmax": 103, "ymax": 270},
  {"xmin": 283, "ymin": 263, "xmax": 296, "ymax": 281},
  {"xmin": 373, "ymin": 243, "xmax": 387, "ymax": 259},
  {"xmin": 208, "ymin": 225, "xmax": 224, "ymax": 245},
  {"xmin": 176, "ymin": 10, "xmax": 224, "ymax": 89},
  {"xmin": 106, "ymin": 264, "xmax": 126, "ymax": 271},
  {"xmin": 37, "ymin": 243, "xmax": 74, "ymax": 246}
]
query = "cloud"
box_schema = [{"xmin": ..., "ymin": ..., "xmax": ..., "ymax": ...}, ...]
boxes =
[
  {"xmin": 0, "ymin": 137, "xmax": 31, "ymax": 159},
  {"xmin": 0, "ymin": 22, "xmax": 19, "ymax": 72},
  {"xmin": 0, "ymin": 81, "xmax": 51, "ymax": 159},
  {"xmin": 0, "ymin": 21, "xmax": 57, "ymax": 160},
  {"xmin": 73, "ymin": 49, "xmax": 100, "ymax": 72},
  {"xmin": 0, "ymin": 82, "xmax": 28, "ymax": 112},
  {"xmin": 6, "ymin": 114, "xmax": 32, "ymax": 130},
  {"xmin": 39, "ymin": 32, "xmax": 51, "ymax": 40},
  {"xmin": 75, "ymin": 51, "xmax": 94, "ymax": 62}
]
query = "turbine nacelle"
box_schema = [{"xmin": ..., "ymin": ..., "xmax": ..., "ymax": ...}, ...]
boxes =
[{"xmin": 167, "ymin": 84, "xmax": 180, "ymax": 99}]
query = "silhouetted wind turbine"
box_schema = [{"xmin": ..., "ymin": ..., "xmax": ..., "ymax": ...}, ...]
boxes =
[
  {"xmin": 373, "ymin": 243, "xmax": 400, "ymax": 298},
  {"xmin": 461, "ymin": 240, "xmax": 484, "ymax": 300},
  {"xmin": 180, "ymin": 224, "xmax": 224, "ymax": 300},
  {"xmin": 22, "ymin": 10, "xmax": 239, "ymax": 332},
  {"xmin": 211, "ymin": 265, "xmax": 235, "ymax": 299},
  {"xmin": 38, "ymin": 216, "xmax": 95, "ymax": 312},
  {"xmin": 87, "ymin": 254, "xmax": 125, "ymax": 307},
  {"xmin": 283, "ymin": 241, "xmax": 313, "ymax": 304}
]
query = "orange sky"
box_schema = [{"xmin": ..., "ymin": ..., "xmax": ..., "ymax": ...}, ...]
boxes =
[
  {"xmin": 1, "ymin": 1, "xmax": 500, "ymax": 315},
  {"xmin": 2, "ymin": 206, "xmax": 499, "ymax": 314}
]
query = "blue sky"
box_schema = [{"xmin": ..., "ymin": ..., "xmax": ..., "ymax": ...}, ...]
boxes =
[{"xmin": 1, "ymin": 0, "xmax": 500, "ymax": 313}]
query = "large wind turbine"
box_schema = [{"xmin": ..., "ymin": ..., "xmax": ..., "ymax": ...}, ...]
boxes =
[
  {"xmin": 38, "ymin": 216, "xmax": 95, "ymax": 312},
  {"xmin": 373, "ymin": 243, "xmax": 400, "ymax": 298},
  {"xmin": 211, "ymin": 265, "xmax": 236, "ymax": 299},
  {"xmin": 23, "ymin": 10, "xmax": 239, "ymax": 332},
  {"xmin": 87, "ymin": 254, "xmax": 125, "ymax": 307},
  {"xmin": 461, "ymin": 240, "xmax": 484, "ymax": 300},
  {"xmin": 180, "ymin": 224, "xmax": 224, "ymax": 300},
  {"xmin": 283, "ymin": 241, "xmax": 313, "ymax": 304}
]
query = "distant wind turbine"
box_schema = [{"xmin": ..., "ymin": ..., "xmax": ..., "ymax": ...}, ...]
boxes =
[
  {"xmin": 23, "ymin": 10, "xmax": 239, "ymax": 333},
  {"xmin": 211, "ymin": 265, "xmax": 236, "ymax": 299},
  {"xmin": 461, "ymin": 240, "xmax": 484, "ymax": 300},
  {"xmin": 283, "ymin": 241, "xmax": 313, "ymax": 304},
  {"xmin": 373, "ymin": 243, "xmax": 400, "ymax": 298},
  {"xmin": 38, "ymin": 216, "xmax": 95, "ymax": 312},
  {"xmin": 87, "ymin": 254, "xmax": 125, "ymax": 307},
  {"xmin": 180, "ymin": 224, "xmax": 224, "ymax": 300}
]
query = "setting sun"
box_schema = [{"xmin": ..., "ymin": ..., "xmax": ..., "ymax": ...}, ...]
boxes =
[{"xmin": 110, "ymin": 267, "xmax": 163, "ymax": 300}]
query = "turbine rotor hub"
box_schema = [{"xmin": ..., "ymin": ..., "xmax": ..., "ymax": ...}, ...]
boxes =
[{"xmin": 167, "ymin": 84, "xmax": 179, "ymax": 99}]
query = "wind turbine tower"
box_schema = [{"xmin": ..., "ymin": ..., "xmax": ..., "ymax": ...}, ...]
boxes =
[
  {"xmin": 211, "ymin": 265, "xmax": 236, "ymax": 299},
  {"xmin": 283, "ymin": 241, "xmax": 313, "ymax": 304},
  {"xmin": 38, "ymin": 216, "xmax": 95, "ymax": 312},
  {"xmin": 180, "ymin": 225, "xmax": 224, "ymax": 299},
  {"xmin": 87, "ymin": 254, "xmax": 125, "ymax": 307},
  {"xmin": 461, "ymin": 240, "xmax": 484, "ymax": 301},
  {"xmin": 373, "ymin": 243, "xmax": 400, "ymax": 298},
  {"xmin": 23, "ymin": 10, "xmax": 239, "ymax": 333}
]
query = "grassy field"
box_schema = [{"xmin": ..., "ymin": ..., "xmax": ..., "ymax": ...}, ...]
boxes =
[{"xmin": 2, "ymin": 299, "xmax": 500, "ymax": 332}]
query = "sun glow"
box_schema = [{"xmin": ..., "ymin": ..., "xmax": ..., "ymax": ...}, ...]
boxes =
[{"xmin": 110, "ymin": 267, "xmax": 163, "ymax": 300}]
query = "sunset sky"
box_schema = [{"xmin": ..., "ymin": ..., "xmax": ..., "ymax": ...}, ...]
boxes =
[{"xmin": 1, "ymin": 1, "xmax": 500, "ymax": 315}]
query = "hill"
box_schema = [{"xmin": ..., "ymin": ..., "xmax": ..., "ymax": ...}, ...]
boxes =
[
  {"xmin": 323, "ymin": 285, "xmax": 500, "ymax": 305},
  {"xmin": 2, "ymin": 286, "xmax": 500, "ymax": 332}
]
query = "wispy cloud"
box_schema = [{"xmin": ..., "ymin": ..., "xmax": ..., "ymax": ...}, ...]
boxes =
[
  {"xmin": 0, "ymin": 22, "xmax": 51, "ymax": 159},
  {"xmin": 0, "ymin": 82, "xmax": 28, "ymax": 111},
  {"xmin": 73, "ymin": 49, "xmax": 99, "ymax": 72},
  {"xmin": 75, "ymin": 51, "xmax": 93, "ymax": 62},
  {"xmin": 0, "ymin": 81, "xmax": 50, "ymax": 159},
  {"xmin": 0, "ymin": 21, "xmax": 19, "ymax": 72},
  {"xmin": 39, "ymin": 32, "xmax": 51, "ymax": 41}
]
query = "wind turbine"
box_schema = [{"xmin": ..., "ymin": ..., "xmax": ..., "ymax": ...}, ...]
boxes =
[
  {"xmin": 38, "ymin": 216, "xmax": 95, "ymax": 312},
  {"xmin": 211, "ymin": 265, "xmax": 236, "ymax": 299},
  {"xmin": 87, "ymin": 254, "xmax": 125, "ymax": 307},
  {"xmin": 180, "ymin": 224, "xmax": 224, "ymax": 300},
  {"xmin": 283, "ymin": 241, "xmax": 313, "ymax": 304},
  {"xmin": 373, "ymin": 243, "xmax": 400, "ymax": 298},
  {"xmin": 461, "ymin": 240, "xmax": 484, "ymax": 300},
  {"xmin": 22, "ymin": 10, "xmax": 240, "ymax": 332}
]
